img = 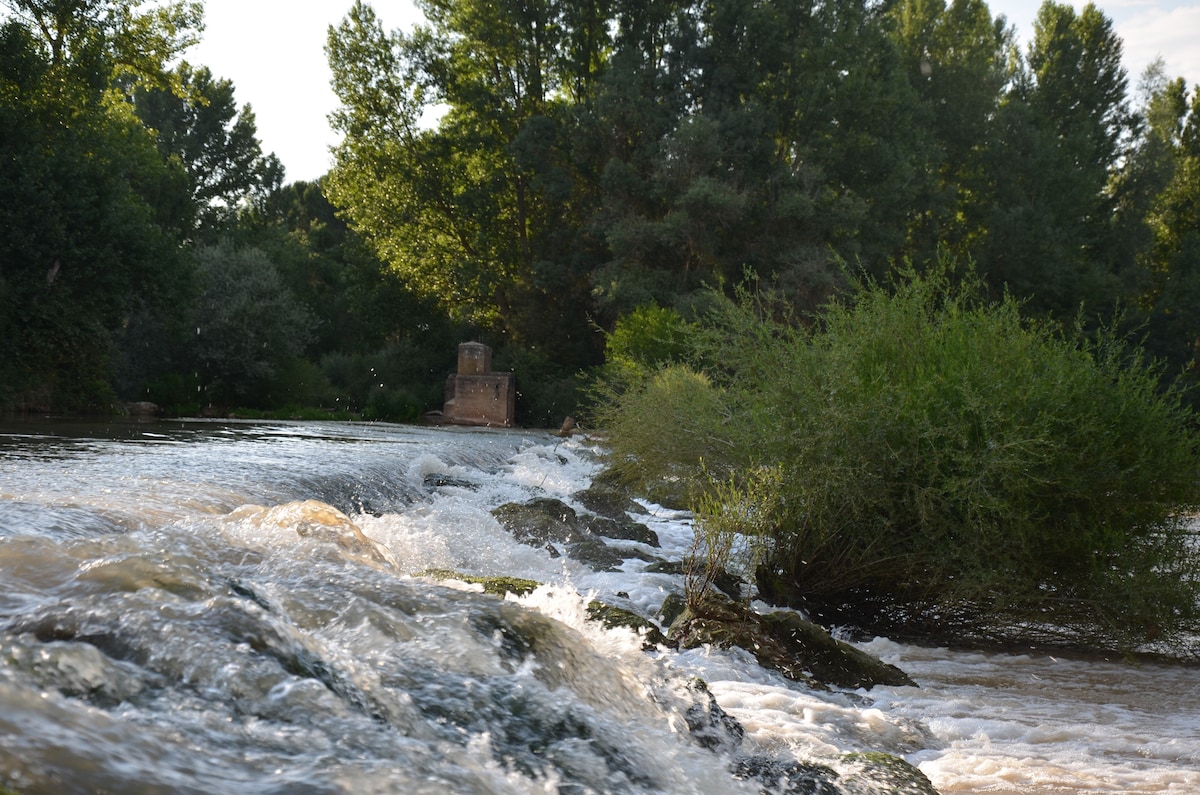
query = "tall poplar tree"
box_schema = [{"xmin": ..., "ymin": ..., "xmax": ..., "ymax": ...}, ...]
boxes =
[
  {"xmin": 979, "ymin": 1, "xmax": 1132, "ymax": 317},
  {"xmin": 326, "ymin": 0, "xmax": 609, "ymax": 365},
  {"xmin": 1137, "ymin": 77, "xmax": 1200, "ymax": 385},
  {"xmin": 134, "ymin": 63, "xmax": 284, "ymax": 234}
]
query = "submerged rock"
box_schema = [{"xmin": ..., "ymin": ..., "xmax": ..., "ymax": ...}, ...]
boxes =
[
  {"xmin": 492, "ymin": 498, "xmax": 583, "ymax": 547},
  {"xmin": 225, "ymin": 500, "xmax": 398, "ymax": 569},
  {"xmin": 584, "ymin": 602, "xmax": 671, "ymax": 649},
  {"xmin": 839, "ymin": 752, "xmax": 939, "ymax": 795},
  {"xmin": 422, "ymin": 473, "xmax": 479, "ymax": 491},
  {"xmin": 491, "ymin": 497, "xmax": 661, "ymax": 571},
  {"xmin": 683, "ymin": 678, "xmax": 745, "ymax": 752},
  {"xmin": 418, "ymin": 569, "xmax": 670, "ymax": 649},
  {"xmin": 667, "ymin": 593, "xmax": 916, "ymax": 690},
  {"xmin": 580, "ymin": 514, "xmax": 660, "ymax": 547},
  {"xmin": 571, "ymin": 482, "xmax": 647, "ymax": 520},
  {"xmin": 731, "ymin": 755, "xmax": 842, "ymax": 795}
]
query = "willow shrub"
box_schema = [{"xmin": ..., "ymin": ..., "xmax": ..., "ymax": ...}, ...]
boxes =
[{"xmin": 596, "ymin": 266, "xmax": 1200, "ymax": 649}]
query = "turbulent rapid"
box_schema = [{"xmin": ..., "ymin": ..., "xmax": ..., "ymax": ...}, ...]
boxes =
[{"xmin": 1, "ymin": 419, "xmax": 1197, "ymax": 794}]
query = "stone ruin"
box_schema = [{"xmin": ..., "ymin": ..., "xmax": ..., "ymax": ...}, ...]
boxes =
[{"xmin": 442, "ymin": 342, "xmax": 515, "ymax": 427}]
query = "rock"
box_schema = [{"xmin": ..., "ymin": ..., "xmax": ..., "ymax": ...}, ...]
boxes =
[
  {"xmin": 760, "ymin": 611, "xmax": 916, "ymax": 690},
  {"xmin": 580, "ymin": 514, "xmax": 660, "ymax": 547},
  {"xmin": 667, "ymin": 593, "xmax": 916, "ymax": 690},
  {"xmin": 572, "ymin": 482, "xmax": 647, "ymax": 519},
  {"xmin": 585, "ymin": 602, "xmax": 671, "ymax": 649},
  {"xmin": 492, "ymin": 498, "xmax": 583, "ymax": 546},
  {"xmin": 423, "ymin": 473, "xmax": 478, "ymax": 491},
  {"xmin": 731, "ymin": 756, "xmax": 841, "ymax": 795},
  {"xmin": 683, "ymin": 678, "xmax": 744, "ymax": 752},
  {"xmin": 566, "ymin": 535, "xmax": 634, "ymax": 571},
  {"xmin": 557, "ymin": 416, "xmax": 577, "ymax": 437},
  {"xmin": 419, "ymin": 569, "xmax": 541, "ymax": 597},
  {"xmin": 491, "ymin": 497, "xmax": 659, "ymax": 571},
  {"xmin": 417, "ymin": 569, "xmax": 670, "ymax": 648},
  {"xmin": 656, "ymin": 592, "xmax": 689, "ymax": 628},
  {"xmin": 225, "ymin": 500, "xmax": 398, "ymax": 570},
  {"xmin": 124, "ymin": 401, "xmax": 161, "ymax": 417},
  {"xmin": 839, "ymin": 752, "xmax": 939, "ymax": 795}
]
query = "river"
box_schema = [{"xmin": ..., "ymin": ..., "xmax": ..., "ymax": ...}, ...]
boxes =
[{"xmin": 0, "ymin": 419, "xmax": 1197, "ymax": 794}]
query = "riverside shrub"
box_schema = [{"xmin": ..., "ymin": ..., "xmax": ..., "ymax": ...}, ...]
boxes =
[{"xmin": 597, "ymin": 266, "xmax": 1200, "ymax": 649}]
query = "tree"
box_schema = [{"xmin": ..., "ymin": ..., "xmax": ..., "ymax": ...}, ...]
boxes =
[
  {"xmin": 1136, "ymin": 77, "xmax": 1200, "ymax": 388},
  {"xmin": 0, "ymin": 0, "xmax": 202, "ymax": 92},
  {"xmin": 598, "ymin": 0, "xmax": 937, "ymax": 316},
  {"xmin": 0, "ymin": 13, "xmax": 194, "ymax": 411},
  {"xmin": 190, "ymin": 241, "xmax": 313, "ymax": 407},
  {"xmin": 886, "ymin": 0, "xmax": 1014, "ymax": 260},
  {"xmin": 326, "ymin": 0, "xmax": 608, "ymax": 368},
  {"xmin": 975, "ymin": 1, "xmax": 1132, "ymax": 317},
  {"xmin": 134, "ymin": 63, "xmax": 284, "ymax": 233}
]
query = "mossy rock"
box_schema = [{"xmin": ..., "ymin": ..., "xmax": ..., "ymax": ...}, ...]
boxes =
[
  {"xmin": 585, "ymin": 602, "xmax": 672, "ymax": 649},
  {"xmin": 668, "ymin": 593, "xmax": 916, "ymax": 690},
  {"xmin": 492, "ymin": 498, "xmax": 660, "ymax": 571},
  {"xmin": 731, "ymin": 756, "xmax": 841, "ymax": 795},
  {"xmin": 491, "ymin": 498, "xmax": 583, "ymax": 546},
  {"xmin": 759, "ymin": 611, "xmax": 916, "ymax": 689},
  {"xmin": 656, "ymin": 591, "xmax": 689, "ymax": 628},
  {"xmin": 581, "ymin": 514, "xmax": 660, "ymax": 547},
  {"xmin": 420, "ymin": 569, "xmax": 670, "ymax": 647},
  {"xmin": 420, "ymin": 569, "xmax": 542, "ymax": 597},
  {"xmin": 839, "ymin": 752, "xmax": 939, "ymax": 795},
  {"xmin": 591, "ymin": 466, "xmax": 689, "ymax": 511},
  {"xmin": 572, "ymin": 482, "xmax": 647, "ymax": 520}
]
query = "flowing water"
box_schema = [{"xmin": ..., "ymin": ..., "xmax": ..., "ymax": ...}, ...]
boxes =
[{"xmin": 0, "ymin": 419, "xmax": 1197, "ymax": 794}]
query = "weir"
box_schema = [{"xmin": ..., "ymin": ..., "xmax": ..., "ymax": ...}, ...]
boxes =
[{"xmin": 1, "ymin": 420, "xmax": 1197, "ymax": 794}]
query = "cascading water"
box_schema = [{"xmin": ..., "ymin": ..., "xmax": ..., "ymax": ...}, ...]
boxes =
[{"xmin": 1, "ymin": 419, "xmax": 1197, "ymax": 794}]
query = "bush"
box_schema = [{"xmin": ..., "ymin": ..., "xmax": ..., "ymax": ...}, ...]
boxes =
[
  {"xmin": 192, "ymin": 242, "xmax": 314, "ymax": 406},
  {"xmin": 363, "ymin": 385, "xmax": 423, "ymax": 423},
  {"xmin": 493, "ymin": 346, "xmax": 586, "ymax": 429},
  {"xmin": 320, "ymin": 344, "xmax": 450, "ymax": 418},
  {"xmin": 597, "ymin": 263, "xmax": 1200, "ymax": 650}
]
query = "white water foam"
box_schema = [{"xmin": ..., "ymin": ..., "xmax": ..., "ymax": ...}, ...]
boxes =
[
  {"xmin": 5, "ymin": 423, "xmax": 1199, "ymax": 794},
  {"xmin": 363, "ymin": 435, "xmax": 1200, "ymax": 794}
]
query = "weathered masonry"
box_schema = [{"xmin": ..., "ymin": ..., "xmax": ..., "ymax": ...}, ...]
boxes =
[{"xmin": 442, "ymin": 342, "xmax": 515, "ymax": 427}]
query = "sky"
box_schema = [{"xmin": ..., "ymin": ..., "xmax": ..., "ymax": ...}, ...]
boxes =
[{"xmin": 186, "ymin": 0, "xmax": 1200, "ymax": 184}]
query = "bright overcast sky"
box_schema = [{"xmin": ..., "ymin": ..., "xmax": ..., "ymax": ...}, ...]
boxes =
[{"xmin": 186, "ymin": 0, "xmax": 1200, "ymax": 184}]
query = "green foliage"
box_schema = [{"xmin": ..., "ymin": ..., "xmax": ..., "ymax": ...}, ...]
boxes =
[
  {"xmin": 191, "ymin": 241, "xmax": 314, "ymax": 407},
  {"xmin": 493, "ymin": 345, "xmax": 587, "ymax": 429},
  {"xmin": 0, "ymin": 15, "xmax": 191, "ymax": 412},
  {"xmin": 686, "ymin": 464, "xmax": 778, "ymax": 606},
  {"xmin": 319, "ymin": 339, "xmax": 455, "ymax": 419},
  {"xmin": 598, "ymin": 263, "xmax": 1200, "ymax": 649},
  {"xmin": 134, "ymin": 62, "xmax": 284, "ymax": 233},
  {"xmin": 592, "ymin": 304, "xmax": 693, "ymax": 397},
  {"xmin": 594, "ymin": 364, "xmax": 730, "ymax": 507},
  {"xmin": 363, "ymin": 385, "xmax": 423, "ymax": 423}
]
